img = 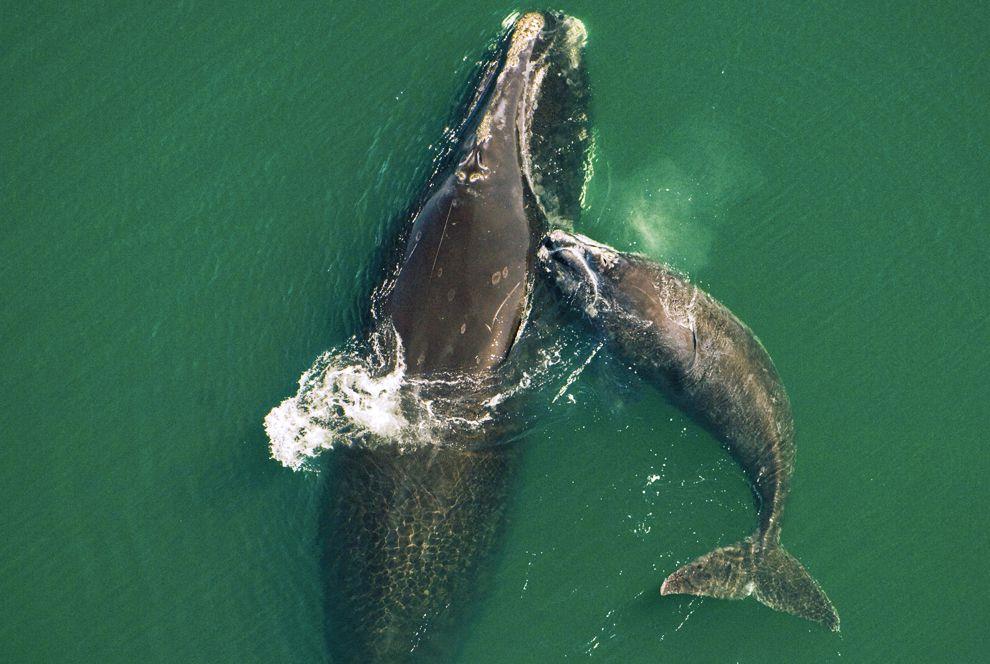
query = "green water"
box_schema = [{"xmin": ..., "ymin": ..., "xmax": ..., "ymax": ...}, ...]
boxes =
[{"xmin": 2, "ymin": 3, "xmax": 987, "ymax": 662}]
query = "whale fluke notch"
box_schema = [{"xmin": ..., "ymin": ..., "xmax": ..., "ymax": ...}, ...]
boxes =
[{"xmin": 660, "ymin": 537, "xmax": 840, "ymax": 632}]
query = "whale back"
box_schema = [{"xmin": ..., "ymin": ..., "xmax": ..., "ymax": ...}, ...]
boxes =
[{"xmin": 323, "ymin": 444, "xmax": 517, "ymax": 663}]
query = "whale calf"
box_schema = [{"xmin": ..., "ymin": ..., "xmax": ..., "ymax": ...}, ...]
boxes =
[
  {"xmin": 539, "ymin": 230, "xmax": 839, "ymax": 631},
  {"xmin": 324, "ymin": 14, "xmax": 592, "ymax": 662}
]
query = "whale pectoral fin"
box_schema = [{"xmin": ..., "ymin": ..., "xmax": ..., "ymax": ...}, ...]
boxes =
[{"xmin": 660, "ymin": 539, "xmax": 840, "ymax": 631}]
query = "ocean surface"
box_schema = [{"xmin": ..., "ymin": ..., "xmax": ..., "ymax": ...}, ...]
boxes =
[{"xmin": 2, "ymin": 3, "xmax": 987, "ymax": 662}]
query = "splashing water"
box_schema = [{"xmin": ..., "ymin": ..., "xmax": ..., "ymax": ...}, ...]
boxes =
[
  {"xmin": 264, "ymin": 307, "xmax": 602, "ymax": 471},
  {"xmin": 264, "ymin": 334, "xmax": 410, "ymax": 470}
]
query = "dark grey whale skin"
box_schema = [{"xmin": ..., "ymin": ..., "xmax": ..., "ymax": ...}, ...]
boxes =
[
  {"xmin": 323, "ymin": 14, "xmax": 590, "ymax": 663},
  {"xmin": 540, "ymin": 230, "xmax": 839, "ymax": 632}
]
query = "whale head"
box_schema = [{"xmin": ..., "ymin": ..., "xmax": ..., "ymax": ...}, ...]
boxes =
[
  {"xmin": 383, "ymin": 12, "xmax": 594, "ymax": 375},
  {"xmin": 454, "ymin": 12, "xmax": 592, "ymax": 227},
  {"xmin": 538, "ymin": 230, "xmax": 626, "ymax": 319}
]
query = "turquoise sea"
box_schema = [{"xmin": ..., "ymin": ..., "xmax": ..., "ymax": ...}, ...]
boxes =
[{"xmin": 2, "ymin": 3, "xmax": 987, "ymax": 662}]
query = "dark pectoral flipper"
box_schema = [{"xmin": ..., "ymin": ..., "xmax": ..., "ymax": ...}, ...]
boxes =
[{"xmin": 660, "ymin": 538, "xmax": 840, "ymax": 631}]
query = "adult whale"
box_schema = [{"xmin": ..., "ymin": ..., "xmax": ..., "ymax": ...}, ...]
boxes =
[
  {"xmin": 324, "ymin": 13, "xmax": 591, "ymax": 662},
  {"xmin": 539, "ymin": 230, "xmax": 839, "ymax": 631}
]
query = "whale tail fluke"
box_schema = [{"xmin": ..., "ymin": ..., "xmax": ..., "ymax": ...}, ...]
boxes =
[{"xmin": 659, "ymin": 538, "xmax": 840, "ymax": 631}]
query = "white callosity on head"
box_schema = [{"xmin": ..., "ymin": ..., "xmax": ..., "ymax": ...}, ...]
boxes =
[
  {"xmin": 505, "ymin": 13, "xmax": 544, "ymax": 69},
  {"xmin": 474, "ymin": 12, "xmax": 545, "ymax": 146},
  {"xmin": 540, "ymin": 230, "xmax": 616, "ymax": 318}
]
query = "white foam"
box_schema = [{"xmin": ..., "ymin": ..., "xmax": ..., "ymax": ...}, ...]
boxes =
[
  {"xmin": 501, "ymin": 12, "xmax": 521, "ymax": 30},
  {"xmin": 264, "ymin": 315, "xmax": 602, "ymax": 471},
  {"xmin": 264, "ymin": 337, "xmax": 411, "ymax": 471},
  {"xmin": 624, "ymin": 159, "xmax": 714, "ymax": 273}
]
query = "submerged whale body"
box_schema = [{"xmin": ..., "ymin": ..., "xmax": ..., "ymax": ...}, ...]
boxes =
[
  {"xmin": 540, "ymin": 230, "xmax": 839, "ymax": 631},
  {"xmin": 324, "ymin": 13, "xmax": 591, "ymax": 662}
]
